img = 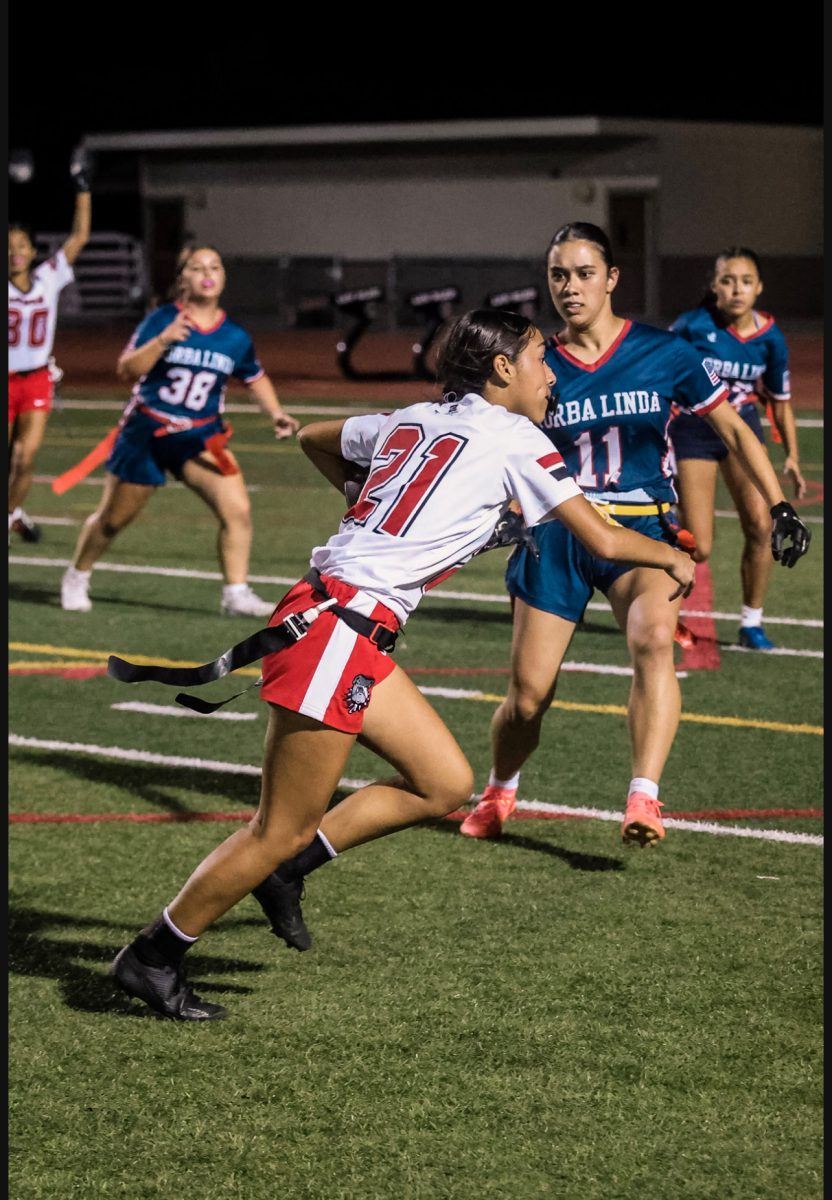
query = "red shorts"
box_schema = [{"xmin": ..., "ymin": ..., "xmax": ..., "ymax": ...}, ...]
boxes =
[
  {"xmin": 260, "ymin": 572, "xmax": 399, "ymax": 733},
  {"xmin": 8, "ymin": 367, "xmax": 54, "ymax": 422}
]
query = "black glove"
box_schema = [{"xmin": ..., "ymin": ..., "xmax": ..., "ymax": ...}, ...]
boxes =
[
  {"xmin": 478, "ymin": 508, "xmax": 540, "ymax": 560},
  {"xmin": 70, "ymin": 145, "xmax": 93, "ymax": 193},
  {"xmin": 770, "ymin": 501, "xmax": 811, "ymax": 567}
]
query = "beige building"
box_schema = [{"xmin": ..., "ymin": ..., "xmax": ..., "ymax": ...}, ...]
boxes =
[{"xmin": 85, "ymin": 117, "xmax": 823, "ymax": 324}]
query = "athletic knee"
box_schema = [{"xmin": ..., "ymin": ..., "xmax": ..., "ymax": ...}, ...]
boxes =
[
  {"xmin": 425, "ymin": 760, "xmax": 475, "ymax": 816},
  {"xmin": 629, "ymin": 619, "xmax": 676, "ymax": 659},
  {"xmin": 248, "ymin": 812, "xmax": 318, "ymax": 861},
  {"xmin": 743, "ymin": 516, "xmax": 771, "ymax": 550},
  {"xmin": 505, "ymin": 680, "xmax": 553, "ymax": 725}
]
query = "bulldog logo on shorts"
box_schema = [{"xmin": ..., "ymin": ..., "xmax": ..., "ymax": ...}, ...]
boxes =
[{"xmin": 344, "ymin": 673, "xmax": 375, "ymax": 714}]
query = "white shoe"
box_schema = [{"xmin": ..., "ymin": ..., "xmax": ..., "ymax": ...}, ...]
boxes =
[
  {"xmin": 221, "ymin": 585, "xmax": 275, "ymax": 618},
  {"xmin": 61, "ymin": 568, "xmax": 92, "ymax": 612}
]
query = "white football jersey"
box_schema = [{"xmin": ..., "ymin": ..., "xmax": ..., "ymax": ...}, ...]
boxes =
[
  {"xmin": 311, "ymin": 392, "xmax": 582, "ymax": 625},
  {"xmin": 8, "ymin": 249, "xmax": 74, "ymax": 372}
]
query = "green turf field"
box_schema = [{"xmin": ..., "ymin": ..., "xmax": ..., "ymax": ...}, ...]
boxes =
[{"xmin": 9, "ymin": 397, "xmax": 823, "ymax": 1199}]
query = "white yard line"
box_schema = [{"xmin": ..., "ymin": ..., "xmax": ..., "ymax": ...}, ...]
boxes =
[
  {"xmin": 111, "ymin": 701, "xmax": 258, "ymax": 721},
  {"xmin": 8, "ymin": 734, "xmax": 822, "ymax": 846},
  {"xmin": 10, "ymin": 554, "xmax": 824, "ymax": 635}
]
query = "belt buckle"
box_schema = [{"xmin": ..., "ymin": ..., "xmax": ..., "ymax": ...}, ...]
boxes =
[{"xmin": 282, "ymin": 611, "xmax": 310, "ymax": 641}]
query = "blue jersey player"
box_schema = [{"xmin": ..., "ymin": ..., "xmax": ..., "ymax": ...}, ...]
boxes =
[
  {"xmin": 669, "ymin": 248, "xmax": 806, "ymax": 650},
  {"xmin": 460, "ymin": 223, "xmax": 810, "ymax": 848},
  {"xmin": 60, "ymin": 244, "xmax": 299, "ymax": 617}
]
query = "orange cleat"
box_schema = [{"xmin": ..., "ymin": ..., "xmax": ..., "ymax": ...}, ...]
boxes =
[
  {"xmin": 621, "ymin": 792, "xmax": 665, "ymax": 847},
  {"xmin": 459, "ymin": 785, "xmax": 517, "ymax": 839},
  {"xmin": 674, "ymin": 620, "xmax": 698, "ymax": 650}
]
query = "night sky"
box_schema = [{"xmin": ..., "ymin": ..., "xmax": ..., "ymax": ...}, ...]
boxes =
[{"xmin": 8, "ymin": 12, "xmax": 824, "ymax": 234}]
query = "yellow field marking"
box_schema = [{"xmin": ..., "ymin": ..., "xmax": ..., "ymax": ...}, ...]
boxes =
[
  {"xmin": 10, "ymin": 641, "xmax": 823, "ymax": 735},
  {"xmin": 10, "ymin": 661, "xmax": 110, "ymax": 671}
]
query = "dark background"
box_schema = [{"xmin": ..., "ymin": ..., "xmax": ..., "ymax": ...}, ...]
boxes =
[{"xmin": 8, "ymin": 11, "xmax": 825, "ymax": 236}]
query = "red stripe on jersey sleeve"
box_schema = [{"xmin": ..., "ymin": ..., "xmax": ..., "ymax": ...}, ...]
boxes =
[{"xmin": 536, "ymin": 450, "xmax": 564, "ymax": 469}]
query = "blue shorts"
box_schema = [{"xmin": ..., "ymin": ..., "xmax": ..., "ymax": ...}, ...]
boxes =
[
  {"xmin": 505, "ymin": 512, "xmax": 674, "ymax": 624},
  {"xmin": 670, "ymin": 402, "xmax": 765, "ymax": 463},
  {"xmin": 106, "ymin": 411, "xmax": 226, "ymax": 487}
]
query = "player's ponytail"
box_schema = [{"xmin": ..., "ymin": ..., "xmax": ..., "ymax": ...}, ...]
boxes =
[{"xmin": 435, "ymin": 309, "xmax": 536, "ymax": 399}]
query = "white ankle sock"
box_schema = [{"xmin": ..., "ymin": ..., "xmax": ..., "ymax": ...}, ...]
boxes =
[
  {"xmin": 741, "ymin": 606, "xmax": 763, "ymax": 628},
  {"xmin": 9, "ymin": 507, "xmax": 22, "ymax": 528},
  {"xmin": 162, "ymin": 906, "xmax": 199, "ymax": 943},
  {"xmin": 223, "ymin": 583, "xmax": 248, "ymax": 599},
  {"xmin": 488, "ymin": 769, "xmax": 520, "ymax": 791},
  {"xmin": 65, "ymin": 566, "xmax": 91, "ymax": 582},
  {"xmin": 629, "ymin": 777, "xmax": 659, "ymax": 801}
]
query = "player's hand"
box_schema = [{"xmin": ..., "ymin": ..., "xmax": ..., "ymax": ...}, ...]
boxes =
[
  {"xmin": 160, "ymin": 309, "xmax": 195, "ymax": 346},
  {"xmin": 664, "ymin": 548, "xmax": 696, "ymax": 600},
  {"xmin": 782, "ymin": 457, "xmax": 807, "ymax": 500},
  {"xmin": 770, "ymin": 500, "xmax": 811, "ymax": 567},
  {"xmin": 69, "ymin": 144, "xmax": 93, "ymax": 193},
  {"xmin": 273, "ymin": 412, "xmax": 300, "ymax": 440},
  {"xmin": 478, "ymin": 507, "xmax": 540, "ymax": 560}
]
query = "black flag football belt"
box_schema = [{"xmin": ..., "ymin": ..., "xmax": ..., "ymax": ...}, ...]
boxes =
[{"xmin": 107, "ymin": 568, "xmax": 399, "ymax": 714}]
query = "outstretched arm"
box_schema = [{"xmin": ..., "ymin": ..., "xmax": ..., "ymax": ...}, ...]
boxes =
[{"xmin": 553, "ymin": 495, "xmax": 695, "ymax": 600}]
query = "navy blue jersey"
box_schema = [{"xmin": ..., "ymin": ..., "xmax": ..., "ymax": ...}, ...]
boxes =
[
  {"xmin": 123, "ymin": 303, "xmax": 264, "ymax": 419},
  {"xmin": 540, "ymin": 319, "xmax": 727, "ymax": 505},
  {"xmin": 670, "ymin": 306, "xmax": 790, "ymax": 412}
]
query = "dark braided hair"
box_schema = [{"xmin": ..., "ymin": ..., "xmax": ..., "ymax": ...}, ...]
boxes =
[{"xmin": 434, "ymin": 308, "xmax": 536, "ymax": 398}]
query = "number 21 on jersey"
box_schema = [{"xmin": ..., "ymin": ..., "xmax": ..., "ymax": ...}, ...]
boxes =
[{"xmin": 347, "ymin": 423, "xmax": 468, "ymax": 535}]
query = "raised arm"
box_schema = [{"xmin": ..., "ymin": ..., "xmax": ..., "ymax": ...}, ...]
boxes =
[{"xmin": 62, "ymin": 189, "xmax": 91, "ymax": 266}]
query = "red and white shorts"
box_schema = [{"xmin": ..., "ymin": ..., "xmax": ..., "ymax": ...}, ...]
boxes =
[
  {"xmin": 8, "ymin": 367, "xmax": 54, "ymax": 422},
  {"xmin": 260, "ymin": 572, "xmax": 400, "ymax": 733}
]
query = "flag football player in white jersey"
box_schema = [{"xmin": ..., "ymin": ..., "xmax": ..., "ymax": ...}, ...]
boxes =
[
  {"xmin": 8, "ymin": 156, "xmax": 91, "ymax": 542},
  {"xmin": 110, "ymin": 307, "xmax": 698, "ymax": 1020}
]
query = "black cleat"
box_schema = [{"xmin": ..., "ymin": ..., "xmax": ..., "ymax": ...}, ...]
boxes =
[
  {"xmin": 10, "ymin": 511, "xmax": 41, "ymax": 543},
  {"xmin": 110, "ymin": 944, "xmax": 227, "ymax": 1021},
  {"xmin": 252, "ymin": 874, "xmax": 311, "ymax": 951}
]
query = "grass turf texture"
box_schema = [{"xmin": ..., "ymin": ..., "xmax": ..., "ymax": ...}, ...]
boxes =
[{"xmin": 9, "ymin": 398, "xmax": 824, "ymax": 1199}]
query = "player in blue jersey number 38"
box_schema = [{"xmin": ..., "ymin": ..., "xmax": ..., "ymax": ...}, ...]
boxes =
[
  {"xmin": 460, "ymin": 223, "xmax": 810, "ymax": 848},
  {"xmin": 60, "ymin": 244, "xmax": 299, "ymax": 617}
]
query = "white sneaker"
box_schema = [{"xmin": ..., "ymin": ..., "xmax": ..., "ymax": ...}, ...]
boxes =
[
  {"xmin": 221, "ymin": 585, "xmax": 275, "ymax": 618},
  {"xmin": 61, "ymin": 568, "xmax": 92, "ymax": 612}
]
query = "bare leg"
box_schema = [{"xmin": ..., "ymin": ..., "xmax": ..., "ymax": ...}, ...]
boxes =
[
  {"xmin": 168, "ymin": 668, "xmax": 473, "ymax": 936},
  {"xmin": 720, "ymin": 453, "xmax": 774, "ymax": 609},
  {"xmin": 607, "ymin": 567, "xmax": 682, "ymax": 783},
  {"xmin": 674, "ymin": 457, "xmax": 720, "ymax": 562},
  {"xmin": 71, "ymin": 473, "xmax": 156, "ymax": 570},
  {"xmin": 489, "ymin": 599, "xmax": 576, "ymax": 780},
  {"xmin": 8, "ymin": 409, "xmax": 50, "ymax": 512},
  {"xmin": 181, "ymin": 451, "xmax": 253, "ymax": 584},
  {"xmin": 168, "ymin": 706, "xmax": 355, "ymax": 936},
  {"xmin": 319, "ymin": 665, "xmax": 474, "ymax": 850}
]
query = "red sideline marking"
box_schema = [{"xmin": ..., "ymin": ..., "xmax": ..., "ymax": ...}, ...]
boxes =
[
  {"xmin": 10, "ymin": 667, "xmax": 109, "ymax": 679},
  {"xmin": 679, "ymin": 560, "xmax": 721, "ymax": 671},
  {"xmin": 11, "ymin": 807, "xmax": 822, "ymax": 825}
]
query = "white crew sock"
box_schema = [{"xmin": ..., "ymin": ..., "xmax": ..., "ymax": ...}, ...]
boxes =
[
  {"xmin": 64, "ymin": 566, "xmax": 92, "ymax": 583},
  {"xmin": 628, "ymin": 777, "xmax": 659, "ymax": 801},
  {"xmin": 488, "ymin": 769, "xmax": 520, "ymax": 791},
  {"xmin": 162, "ymin": 905, "xmax": 199, "ymax": 943},
  {"xmin": 223, "ymin": 583, "xmax": 249, "ymax": 600},
  {"xmin": 740, "ymin": 606, "xmax": 763, "ymax": 629}
]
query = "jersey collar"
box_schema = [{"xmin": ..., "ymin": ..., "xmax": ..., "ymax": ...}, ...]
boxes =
[{"xmin": 551, "ymin": 319, "xmax": 632, "ymax": 372}]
